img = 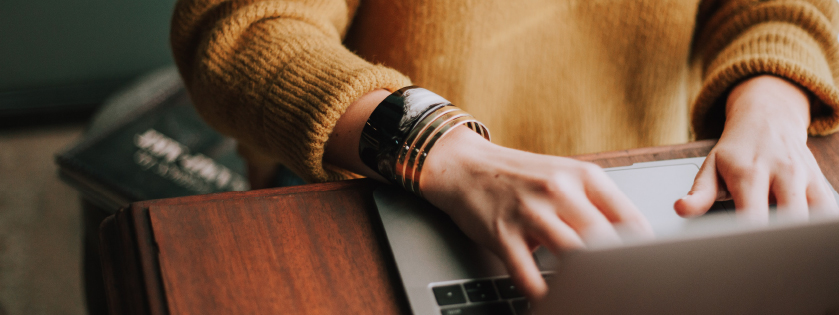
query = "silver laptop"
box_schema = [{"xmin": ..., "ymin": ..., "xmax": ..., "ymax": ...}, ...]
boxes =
[{"xmin": 373, "ymin": 157, "xmax": 839, "ymax": 315}]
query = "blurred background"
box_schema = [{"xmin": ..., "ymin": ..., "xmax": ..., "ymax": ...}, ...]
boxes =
[
  {"xmin": 0, "ymin": 0, "xmax": 176, "ymax": 314},
  {"xmin": 0, "ymin": 0, "xmax": 176, "ymax": 126}
]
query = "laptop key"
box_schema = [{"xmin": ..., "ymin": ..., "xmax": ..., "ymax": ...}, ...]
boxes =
[
  {"xmin": 441, "ymin": 301, "xmax": 514, "ymax": 315},
  {"xmin": 493, "ymin": 278, "xmax": 523, "ymax": 299},
  {"xmin": 432, "ymin": 284, "xmax": 467, "ymax": 306},
  {"xmin": 511, "ymin": 299, "xmax": 531, "ymax": 315},
  {"xmin": 463, "ymin": 280, "xmax": 498, "ymax": 302}
]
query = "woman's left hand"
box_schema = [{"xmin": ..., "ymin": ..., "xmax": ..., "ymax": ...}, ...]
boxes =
[{"xmin": 675, "ymin": 75, "xmax": 839, "ymax": 221}]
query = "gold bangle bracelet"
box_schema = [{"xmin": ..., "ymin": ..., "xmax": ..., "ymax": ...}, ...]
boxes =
[
  {"xmin": 399, "ymin": 109, "xmax": 471, "ymax": 191},
  {"xmin": 398, "ymin": 106, "xmax": 483, "ymax": 193},
  {"xmin": 411, "ymin": 117, "xmax": 489, "ymax": 195},
  {"xmin": 394, "ymin": 106, "xmax": 461, "ymax": 187},
  {"xmin": 403, "ymin": 114, "xmax": 472, "ymax": 192},
  {"xmin": 385, "ymin": 102, "xmax": 490, "ymax": 196}
]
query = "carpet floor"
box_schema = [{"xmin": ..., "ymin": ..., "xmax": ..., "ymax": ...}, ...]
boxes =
[{"xmin": 0, "ymin": 124, "xmax": 86, "ymax": 315}]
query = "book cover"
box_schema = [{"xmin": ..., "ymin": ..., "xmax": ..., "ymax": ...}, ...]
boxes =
[{"xmin": 56, "ymin": 76, "xmax": 249, "ymax": 211}]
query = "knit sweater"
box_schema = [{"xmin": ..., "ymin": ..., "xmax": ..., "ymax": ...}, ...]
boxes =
[{"xmin": 171, "ymin": 0, "xmax": 839, "ymax": 183}]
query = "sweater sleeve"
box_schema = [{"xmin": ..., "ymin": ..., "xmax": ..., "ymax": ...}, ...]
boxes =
[
  {"xmin": 170, "ymin": 0, "xmax": 412, "ymax": 183},
  {"xmin": 691, "ymin": 0, "xmax": 839, "ymax": 139}
]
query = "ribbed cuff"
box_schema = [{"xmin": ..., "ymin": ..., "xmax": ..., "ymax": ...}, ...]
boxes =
[
  {"xmin": 178, "ymin": 1, "xmax": 413, "ymax": 183},
  {"xmin": 256, "ymin": 41, "xmax": 411, "ymax": 182},
  {"xmin": 692, "ymin": 18, "xmax": 839, "ymax": 139}
]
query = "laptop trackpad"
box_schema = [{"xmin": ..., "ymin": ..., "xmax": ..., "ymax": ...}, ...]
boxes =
[
  {"xmin": 536, "ymin": 163, "xmax": 708, "ymax": 270},
  {"xmin": 606, "ymin": 163, "xmax": 704, "ymax": 236}
]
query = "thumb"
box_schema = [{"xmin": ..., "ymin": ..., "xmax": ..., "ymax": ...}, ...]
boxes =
[{"xmin": 675, "ymin": 156, "xmax": 721, "ymax": 217}]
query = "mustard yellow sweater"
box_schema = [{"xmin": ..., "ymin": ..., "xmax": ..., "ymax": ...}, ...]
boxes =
[{"xmin": 171, "ymin": 0, "xmax": 839, "ymax": 183}]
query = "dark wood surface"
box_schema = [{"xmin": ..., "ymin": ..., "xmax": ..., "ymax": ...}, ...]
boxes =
[{"xmin": 99, "ymin": 135, "xmax": 839, "ymax": 315}]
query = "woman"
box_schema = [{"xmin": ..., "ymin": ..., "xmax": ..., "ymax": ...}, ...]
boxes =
[{"xmin": 171, "ymin": 0, "xmax": 839, "ymax": 300}]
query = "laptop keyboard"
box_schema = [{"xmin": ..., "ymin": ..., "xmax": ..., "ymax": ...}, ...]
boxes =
[
  {"xmin": 431, "ymin": 273, "xmax": 553, "ymax": 315},
  {"xmin": 425, "ymin": 202, "xmax": 736, "ymax": 315}
]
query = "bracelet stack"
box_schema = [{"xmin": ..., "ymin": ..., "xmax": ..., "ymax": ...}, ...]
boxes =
[{"xmin": 359, "ymin": 86, "xmax": 490, "ymax": 196}]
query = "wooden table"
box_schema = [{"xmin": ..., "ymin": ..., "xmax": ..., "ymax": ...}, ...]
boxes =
[{"xmin": 99, "ymin": 136, "xmax": 839, "ymax": 315}]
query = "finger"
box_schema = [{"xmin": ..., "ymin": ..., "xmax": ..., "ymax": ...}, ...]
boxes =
[
  {"xmin": 807, "ymin": 178, "xmax": 839, "ymax": 216},
  {"xmin": 497, "ymin": 233, "xmax": 548, "ymax": 301},
  {"xmin": 584, "ymin": 171, "xmax": 654, "ymax": 237},
  {"xmin": 675, "ymin": 156, "xmax": 720, "ymax": 217},
  {"xmin": 729, "ymin": 171, "xmax": 771, "ymax": 224},
  {"xmin": 554, "ymin": 195, "xmax": 622, "ymax": 247},
  {"xmin": 525, "ymin": 209, "xmax": 585, "ymax": 254},
  {"xmin": 771, "ymin": 174, "xmax": 808, "ymax": 221}
]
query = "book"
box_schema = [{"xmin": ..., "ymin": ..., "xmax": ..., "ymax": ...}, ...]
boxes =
[{"xmin": 56, "ymin": 67, "xmax": 249, "ymax": 212}]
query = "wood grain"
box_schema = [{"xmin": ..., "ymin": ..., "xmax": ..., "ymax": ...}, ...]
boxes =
[
  {"xmin": 572, "ymin": 139, "xmax": 717, "ymax": 167},
  {"xmin": 100, "ymin": 134, "xmax": 839, "ymax": 315},
  {"xmin": 146, "ymin": 181, "xmax": 409, "ymax": 314},
  {"xmin": 808, "ymin": 134, "xmax": 839, "ymax": 188}
]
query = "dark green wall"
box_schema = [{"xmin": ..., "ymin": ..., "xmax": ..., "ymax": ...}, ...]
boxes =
[{"xmin": 0, "ymin": 0, "xmax": 177, "ymax": 111}]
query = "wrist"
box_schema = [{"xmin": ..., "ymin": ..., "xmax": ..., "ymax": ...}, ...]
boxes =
[
  {"xmin": 725, "ymin": 75, "xmax": 810, "ymax": 133},
  {"xmin": 355, "ymin": 86, "xmax": 491, "ymax": 194},
  {"xmin": 419, "ymin": 125, "xmax": 496, "ymax": 194},
  {"xmin": 324, "ymin": 89, "xmax": 391, "ymax": 181}
]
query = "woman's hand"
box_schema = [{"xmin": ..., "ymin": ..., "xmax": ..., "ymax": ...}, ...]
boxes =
[
  {"xmin": 419, "ymin": 127, "xmax": 653, "ymax": 301},
  {"xmin": 325, "ymin": 88, "xmax": 652, "ymax": 301},
  {"xmin": 675, "ymin": 75, "xmax": 839, "ymax": 221}
]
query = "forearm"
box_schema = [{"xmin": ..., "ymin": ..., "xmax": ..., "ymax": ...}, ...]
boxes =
[
  {"xmin": 323, "ymin": 89, "xmax": 481, "ymax": 184},
  {"xmin": 725, "ymin": 75, "xmax": 810, "ymax": 134},
  {"xmin": 171, "ymin": 0, "xmax": 411, "ymax": 183},
  {"xmin": 323, "ymin": 89, "xmax": 391, "ymax": 182},
  {"xmin": 690, "ymin": 0, "xmax": 839, "ymax": 139}
]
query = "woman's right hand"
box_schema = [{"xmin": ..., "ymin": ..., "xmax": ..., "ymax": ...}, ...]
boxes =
[
  {"xmin": 419, "ymin": 127, "xmax": 653, "ymax": 301},
  {"xmin": 324, "ymin": 89, "xmax": 652, "ymax": 301}
]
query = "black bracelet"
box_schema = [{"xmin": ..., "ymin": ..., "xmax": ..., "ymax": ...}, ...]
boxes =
[{"xmin": 359, "ymin": 86, "xmax": 450, "ymax": 183}]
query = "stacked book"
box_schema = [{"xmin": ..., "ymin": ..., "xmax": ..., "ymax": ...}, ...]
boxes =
[{"xmin": 56, "ymin": 67, "xmax": 250, "ymax": 212}]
